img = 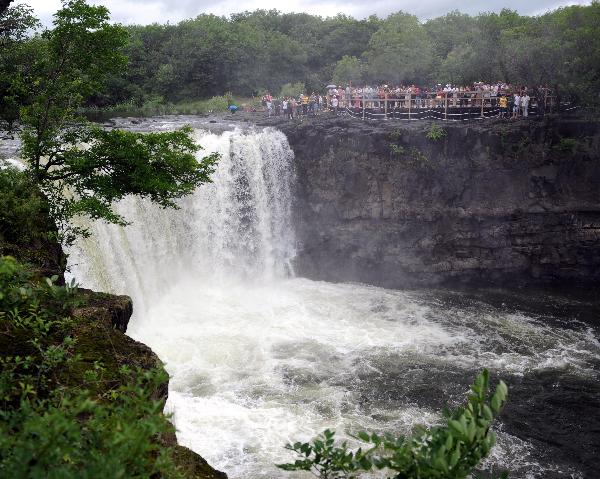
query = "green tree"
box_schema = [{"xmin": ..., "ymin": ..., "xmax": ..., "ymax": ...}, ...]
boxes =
[
  {"xmin": 0, "ymin": 4, "xmax": 39, "ymax": 131},
  {"xmin": 332, "ymin": 55, "xmax": 364, "ymax": 86},
  {"xmin": 280, "ymin": 81, "xmax": 306, "ymax": 97},
  {"xmin": 424, "ymin": 11, "xmax": 476, "ymax": 61},
  {"xmin": 364, "ymin": 12, "xmax": 433, "ymax": 85},
  {"xmin": 8, "ymin": 1, "xmax": 218, "ymax": 242}
]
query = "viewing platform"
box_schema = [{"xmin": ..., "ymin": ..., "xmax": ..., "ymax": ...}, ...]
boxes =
[{"xmin": 327, "ymin": 90, "xmax": 559, "ymax": 121}]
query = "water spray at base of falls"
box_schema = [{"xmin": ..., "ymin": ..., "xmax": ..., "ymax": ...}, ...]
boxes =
[{"xmin": 68, "ymin": 125, "xmax": 599, "ymax": 479}]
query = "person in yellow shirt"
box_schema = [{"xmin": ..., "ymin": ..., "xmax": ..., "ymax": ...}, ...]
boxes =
[
  {"xmin": 302, "ymin": 94, "xmax": 309, "ymax": 116},
  {"xmin": 499, "ymin": 94, "xmax": 508, "ymax": 118}
]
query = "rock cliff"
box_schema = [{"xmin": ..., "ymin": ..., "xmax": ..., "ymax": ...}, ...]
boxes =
[{"xmin": 274, "ymin": 115, "xmax": 600, "ymax": 288}]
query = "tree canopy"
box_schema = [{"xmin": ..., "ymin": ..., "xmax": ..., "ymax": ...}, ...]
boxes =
[
  {"xmin": 1, "ymin": 0, "xmax": 218, "ymax": 243},
  {"xmin": 44, "ymin": 3, "xmax": 598, "ymax": 106}
]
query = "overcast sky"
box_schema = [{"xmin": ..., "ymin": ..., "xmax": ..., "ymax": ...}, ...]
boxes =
[{"xmin": 15, "ymin": 0, "xmax": 592, "ymax": 26}]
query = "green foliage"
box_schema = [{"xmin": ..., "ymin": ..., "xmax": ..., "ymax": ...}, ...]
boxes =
[
  {"xmin": 363, "ymin": 12, "xmax": 434, "ymax": 85},
  {"xmin": 389, "ymin": 128, "xmax": 403, "ymax": 141},
  {"xmin": 5, "ymin": 2, "xmax": 600, "ymax": 109},
  {"xmin": 332, "ymin": 56, "xmax": 364, "ymax": 86},
  {"xmin": 426, "ymin": 123, "xmax": 447, "ymax": 141},
  {"xmin": 0, "ymin": 256, "xmax": 185, "ymax": 478},
  {"xmin": 111, "ymin": 4, "xmax": 600, "ymax": 106},
  {"xmin": 280, "ymin": 82, "xmax": 306, "ymax": 98},
  {"xmin": 278, "ymin": 370, "xmax": 509, "ymax": 479},
  {"xmin": 279, "ymin": 429, "xmax": 371, "ymax": 479},
  {"xmin": 409, "ymin": 147, "xmax": 429, "ymax": 168},
  {"xmin": 0, "ymin": 4, "xmax": 40, "ymax": 130},
  {"xmin": 80, "ymin": 95, "xmax": 232, "ymax": 119},
  {"xmin": 389, "ymin": 143, "xmax": 405, "ymax": 156},
  {"xmin": 2, "ymin": 1, "xmax": 220, "ymax": 243},
  {"xmin": 0, "ymin": 168, "xmax": 49, "ymax": 246},
  {"xmin": 553, "ymin": 137, "xmax": 578, "ymax": 153},
  {"xmin": 0, "ymin": 368, "xmax": 183, "ymax": 479},
  {"xmin": 22, "ymin": 124, "xmax": 218, "ymax": 236},
  {"xmin": 0, "ymin": 256, "xmax": 78, "ymax": 321}
]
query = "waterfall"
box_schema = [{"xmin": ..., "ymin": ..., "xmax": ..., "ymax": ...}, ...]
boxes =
[
  {"xmin": 66, "ymin": 123, "xmax": 599, "ymax": 479},
  {"xmin": 67, "ymin": 127, "xmax": 296, "ymax": 312}
]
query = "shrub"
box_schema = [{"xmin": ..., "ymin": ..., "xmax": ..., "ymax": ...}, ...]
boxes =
[
  {"xmin": 278, "ymin": 370, "xmax": 508, "ymax": 479},
  {"xmin": 0, "ymin": 256, "xmax": 185, "ymax": 478},
  {"xmin": 280, "ymin": 82, "xmax": 306, "ymax": 98},
  {"xmin": 389, "ymin": 143, "xmax": 405, "ymax": 156},
  {"xmin": 389, "ymin": 128, "xmax": 403, "ymax": 141},
  {"xmin": 0, "ymin": 168, "xmax": 51, "ymax": 246},
  {"xmin": 426, "ymin": 123, "xmax": 447, "ymax": 141},
  {"xmin": 553, "ymin": 137, "xmax": 578, "ymax": 153}
]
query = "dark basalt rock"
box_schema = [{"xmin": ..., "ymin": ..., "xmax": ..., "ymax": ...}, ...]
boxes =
[
  {"xmin": 68, "ymin": 289, "xmax": 228, "ymax": 478},
  {"xmin": 272, "ymin": 114, "xmax": 600, "ymax": 288}
]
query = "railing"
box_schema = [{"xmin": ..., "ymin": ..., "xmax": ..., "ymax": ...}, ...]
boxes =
[{"xmin": 325, "ymin": 91, "xmax": 559, "ymax": 121}]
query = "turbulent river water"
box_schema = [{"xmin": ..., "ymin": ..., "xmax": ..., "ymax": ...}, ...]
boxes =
[{"xmin": 67, "ymin": 122, "xmax": 600, "ymax": 479}]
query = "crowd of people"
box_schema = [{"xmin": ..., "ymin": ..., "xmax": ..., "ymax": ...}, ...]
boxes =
[
  {"xmin": 325, "ymin": 82, "xmax": 552, "ymax": 118},
  {"xmin": 234, "ymin": 82, "xmax": 554, "ymax": 120},
  {"xmin": 254, "ymin": 93, "xmax": 326, "ymax": 119}
]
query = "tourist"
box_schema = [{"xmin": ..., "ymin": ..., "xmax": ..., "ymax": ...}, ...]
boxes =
[
  {"xmin": 282, "ymin": 98, "xmax": 288, "ymax": 118},
  {"xmin": 331, "ymin": 95, "xmax": 339, "ymax": 115},
  {"xmin": 521, "ymin": 92, "xmax": 530, "ymax": 118},
  {"xmin": 512, "ymin": 92, "xmax": 521, "ymax": 119},
  {"xmin": 499, "ymin": 94, "xmax": 508, "ymax": 118},
  {"xmin": 302, "ymin": 93, "xmax": 309, "ymax": 116}
]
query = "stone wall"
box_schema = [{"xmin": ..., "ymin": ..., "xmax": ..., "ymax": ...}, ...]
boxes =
[{"xmin": 276, "ymin": 116, "xmax": 600, "ymax": 288}]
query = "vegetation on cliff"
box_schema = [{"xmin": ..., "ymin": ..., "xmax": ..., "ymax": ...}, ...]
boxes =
[
  {"xmin": 0, "ymin": 166, "xmax": 225, "ymax": 478},
  {"xmin": 0, "ymin": 252, "xmax": 225, "ymax": 478}
]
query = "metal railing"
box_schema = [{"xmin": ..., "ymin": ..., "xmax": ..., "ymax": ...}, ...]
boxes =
[{"xmin": 325, "ymin": 91, "xmax": 559, "ymax": 121}]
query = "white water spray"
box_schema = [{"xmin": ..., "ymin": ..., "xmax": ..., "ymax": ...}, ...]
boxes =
[{"xmin": 68, "ymin": 127, "xmax": 295, "ymax": 311}]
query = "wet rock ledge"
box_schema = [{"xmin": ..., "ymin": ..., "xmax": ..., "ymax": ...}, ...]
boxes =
[{"xmin": 71, "ymin": 289, "xmax": 227, "ymax": 479}]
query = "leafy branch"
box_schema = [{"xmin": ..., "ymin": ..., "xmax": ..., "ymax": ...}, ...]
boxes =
[{"xmin": 278, "ymin": 370, "xmax": 508, "ymax": 479}]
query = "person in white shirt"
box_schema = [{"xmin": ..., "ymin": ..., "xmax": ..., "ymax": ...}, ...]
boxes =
[
  {"xmin": 331, "ymin": 96, "xmax": 339, "ymax": 115},
  {"xmin": 521, "ymin": 94, "xmax": 530, "ymax": 117},
  {"xmin": 512, "ymin": 94, "xmax": 521, "ymax": 119}
]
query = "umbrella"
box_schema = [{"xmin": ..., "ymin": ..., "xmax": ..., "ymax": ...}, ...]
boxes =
[{"xmin": 326, "ymin": 84, "xmax": 337, "ymax": 89}]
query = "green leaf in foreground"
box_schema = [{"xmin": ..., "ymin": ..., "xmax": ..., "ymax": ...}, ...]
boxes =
[{"xmin": 277, "ymin": 369, "xmax": 508, "ymax": 479}]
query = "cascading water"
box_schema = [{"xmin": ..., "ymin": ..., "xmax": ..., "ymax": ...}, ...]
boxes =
[
  {"xmin": 68, "ymin": 127, "xmax": 296, "ymax": 311},
  {"xmin": 68, "ymin": 123, "xmax": 600, "ymax": 479}
]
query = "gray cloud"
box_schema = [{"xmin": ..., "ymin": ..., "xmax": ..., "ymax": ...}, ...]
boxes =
[{"xmin": 15, "ymin": 0, "xmax": 592, "ymax": 26}]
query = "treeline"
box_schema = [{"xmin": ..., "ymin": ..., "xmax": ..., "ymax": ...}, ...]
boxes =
[
  {"xmin": 93, "ymin": 4, "xmax": 600, "ymax": 106},
  {"xmin": 1, "ymin": 2, "xmax": 599, "ymax": 113}
]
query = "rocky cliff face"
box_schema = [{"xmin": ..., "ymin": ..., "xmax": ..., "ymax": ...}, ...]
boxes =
[{"xmin": 276, "ymin": 116, "xmax": 600, "ymax": 288}]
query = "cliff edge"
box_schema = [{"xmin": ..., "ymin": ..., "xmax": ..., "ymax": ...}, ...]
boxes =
[{"xmin": 271, "ymin": 115, "xmax": 600, "ymax": 288}]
